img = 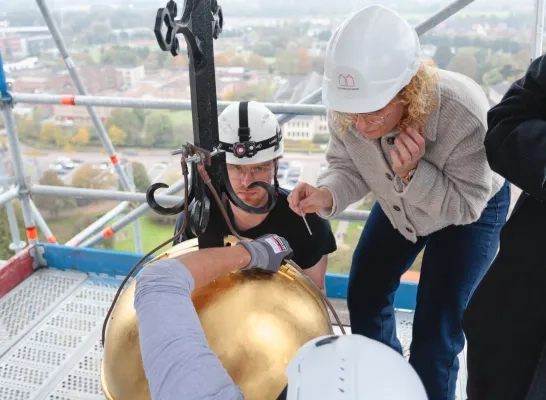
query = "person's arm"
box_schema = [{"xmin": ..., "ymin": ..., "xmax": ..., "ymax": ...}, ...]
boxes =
[
  {"xmin": 134, "ymin": 235, "xmax": 293, "ymax": 400},
  {"xmin": 485, "ymin": 55, "xmax": 546, "ymax": 201},
  {"xmin": 135, "ymin": 258, "xmax": 245, "ymax": 400},
  {"xmin": 303, "ymin": 255, "xmax": 328, "ymax": 294},
  {"xmin": 316, "ymin": 112, "xmax": 371, "ymax": 218}
]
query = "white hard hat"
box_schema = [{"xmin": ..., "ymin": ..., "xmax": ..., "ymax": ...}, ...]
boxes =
[
  {"xmin": 322, "ymin": 5, "xmax": 422, "ymax": 113},
  {"xmin": 217, "ymin": 101, "xmax": 283, "ymax": 165},
  {"xmin": 284, "ymin": 334, "xmax": 428, "ymax": 400}
]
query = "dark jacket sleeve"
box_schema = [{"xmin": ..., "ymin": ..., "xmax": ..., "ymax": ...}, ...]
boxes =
[{"xmin": 485, "ymin": 55, "xmax": 546, "ymax": 201}]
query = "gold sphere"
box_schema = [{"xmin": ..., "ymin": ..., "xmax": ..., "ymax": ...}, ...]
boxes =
[{"xmin": 101, "ymin": 235, "xmax": 334, "ymax": 400}]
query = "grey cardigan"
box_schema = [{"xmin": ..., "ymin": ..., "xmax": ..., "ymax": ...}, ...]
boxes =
[{"xmin": 317, "ymin": 69, "xmax": 505, "ymax": 242}]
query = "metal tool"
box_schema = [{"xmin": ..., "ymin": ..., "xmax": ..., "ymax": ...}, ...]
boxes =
[{"xmin": 299, "ymin": 206, "xmax": 312, "ymax": 235}]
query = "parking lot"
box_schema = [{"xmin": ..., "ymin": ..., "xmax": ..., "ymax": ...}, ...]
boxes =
[{"xmin": 25, "ymin": 146, "xmax": 327, "ymax": 190}]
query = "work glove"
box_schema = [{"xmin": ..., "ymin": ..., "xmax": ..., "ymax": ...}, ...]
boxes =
[{"xmin": 237, "ymin": 234, "xmax": 294, "ymax": 273}]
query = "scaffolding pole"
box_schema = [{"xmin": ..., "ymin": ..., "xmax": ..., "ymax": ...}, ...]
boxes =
[
  {"xmin": 0, "ymin": 48, "xmax": 38, "ymax": 246},
  {"xmin": 65, "ymin": 202, "xmax": 130, "ymax": 247},
  {"xmin": 35, "ymin": 0, "xmax": 134, "ymax": 193},
  {"xmin": 126, "ymin": 162, "xmax": 143, "ymax": 254},
  {"xmin": 80, "ymin": 178, "xmax": 187, "ymax": 248},
  {"xmin": 0, "ymin": 144, "xmax": 26, "ymax": 253},
  {"xmin": 276, "ymin": 0, "xmax": 476, "ymax": 126},
  {"xmin": 9, "ymin": 92, "xmax": 327, "ymax": 115},
  {"xmin": 30, "ymin": 184, "xmax": 183, "ymax": 203},
  {"xmin": 0, "ymin": 185, "xmax": 19, "ymax": 208},
  {"xmin": 1, "ymin": 106, "xmax": 38, "ymax": 244},
  {"xmin": 533, "ymin": 0, "xmax": 546, "ymax": 60},
  {"xmin": 413, "ymin": 0, "xmax": 475, "ymax": 36},
  {"xmin": 29, "ymin": 200, "xmax": 57, "ymax": 244},
  {"xmin": 276, "ymin": 89, "xmax": 323, "ymax": 126}
]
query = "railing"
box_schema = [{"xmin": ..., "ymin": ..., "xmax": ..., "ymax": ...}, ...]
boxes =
[{"xmin": 2, "ymin": 0, "xmax": 543, "ymax": 260}]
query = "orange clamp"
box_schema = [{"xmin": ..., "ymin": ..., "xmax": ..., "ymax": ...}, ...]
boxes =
[
  {"xmin": 25, "ymin": 226, "xmax": 38, "ymax": 241},
  {"xmin": 102, "ymin": 226, "xmax": 115, "ymax": 238},
  {"xmin": 60, "ymin": 95, "xmax": 76, "ymax": 106}
]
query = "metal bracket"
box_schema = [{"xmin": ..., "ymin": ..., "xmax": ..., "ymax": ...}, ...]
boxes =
[
  {"xmin": 32, "ymin": 244, "xmax": 48, "ymax": 269},
  {"xmin": 8, "ymin": 241, "xmax": 27, "ymax": 252}
]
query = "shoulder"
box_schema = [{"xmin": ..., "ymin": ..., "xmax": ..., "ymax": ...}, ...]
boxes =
[
  {"xmin": 426, "ymin": 69, "xmax": 490, "ymax": 148},
  {"xmin": 436, "ymin": 69, "xmax": 490, "ymax": 127}
]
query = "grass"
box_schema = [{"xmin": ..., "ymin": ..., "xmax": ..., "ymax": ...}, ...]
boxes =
[
  {"xmin": 283, "ymin": 141, "xmax": 325, "ymax": 153},
  {"xmin": 44, "ymin": 208, "xmax": 175, "ymax": 254},
  {"xmin": 327, "ymin": 215, "xmax": 423, "ymax": 276},
  {"xmin": 169, "ymin": 110, "xmax": 193, "ymax": 125},
  {"xmin": 43, "ymin": 204, "xmax": 422, "ymax": 278},
  {"xmin": 113, "ymin": 215, "xmax": 175, "ymax": 255}
]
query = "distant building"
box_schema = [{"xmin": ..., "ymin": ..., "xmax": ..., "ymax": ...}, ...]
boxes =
[
  {"xmin": 274, "ymin": 71, "xmax": 328, "ymax": 141},
  {"xmin": 283, "ymin": 114, "xmax": 328, "ymax": 141},
  {"xmin": 115, "ymin": 65, "xmax": 145, "ymax": 90},
  {"xmin": 45, "ymin": 66, "xmax": 119, "ymax": 94},
  {"xmin": 0, "ymin": 35, "xmax": 27, "ymax": 59}
]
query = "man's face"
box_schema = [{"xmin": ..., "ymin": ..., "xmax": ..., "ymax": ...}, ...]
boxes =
[{"xmin": 227, "ymin": 160, "xmax": 276, "ymax": 207}]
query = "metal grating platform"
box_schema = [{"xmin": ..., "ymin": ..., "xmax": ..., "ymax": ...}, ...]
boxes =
[{"xmin": 0, "ymin": 268, "xmax": 467, "ymax": 400}]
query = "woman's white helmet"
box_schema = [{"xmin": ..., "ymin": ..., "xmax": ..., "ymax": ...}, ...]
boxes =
[
  {"xmin": 217, "ymin": 101, "xmax": 284, "ymax": 165},
  {"xmin": 322, "ymin": 5, "xmax": 422, "ymax": 113},
  {"xmin": 284, "ymin": 334, "xmax": 428, "ymax": 400}
]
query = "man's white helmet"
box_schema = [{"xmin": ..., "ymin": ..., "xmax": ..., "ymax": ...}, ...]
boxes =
[
  {"xmin": 284, "ymin": 334, "xmax": 428, "ymax": 400},
  {"xmin": 217, "ymin": 101, "xmax": 284, "ymax": 166},
  {"xmin": 322, "ymin": 5, "xmax": 422, "ymax": 113}
]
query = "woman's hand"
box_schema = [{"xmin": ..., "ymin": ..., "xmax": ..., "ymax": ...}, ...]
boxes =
[
  {"xmin": 391, "ymin": 127, "xmax": 426, "ymax": 180},
  {"xmin": 287, "ymin": 182, "xmax": 334, "ymax": 215}
]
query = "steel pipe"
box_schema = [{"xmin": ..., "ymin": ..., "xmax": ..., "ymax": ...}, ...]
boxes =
[
  {"xmin": 66, "ymin": 202, "xmax": 131, "ymax": 247},
  {"xmin": 29, "ymin": 200, "xmax": 57, "ymax": 243},
  {"xmin": 9, "ymin": 92, "xmax": 328, "ymax": 115},
  {"xmin": 2, "ymin": 105, "xmax": 37, "ymax": 244},
  {"xmin": 35, "ymin": 0, "xmax": 134, "ymax": 192},
  {"xmin": 80, "ymin": 178, "xmax": 187, "ymax": 248},
  {"xmin": 334, "ymin": 209, "xmax": 370, "ymax": 222},
  {"xmin": 532, "ymin": 0, "xmax": 546, "ymax": 60},
  {"xmin": 0, "ymin": 185, "xmax": 19, "ymax": 207},
  {"xmin": 30, "ymin": 184, "xmax": 184, "ymax": 204}
]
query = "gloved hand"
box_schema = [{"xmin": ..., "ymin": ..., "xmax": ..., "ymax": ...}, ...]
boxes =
[{"xmin": 237, "ymin": 234, "xmax": 294, "ymax": 273}]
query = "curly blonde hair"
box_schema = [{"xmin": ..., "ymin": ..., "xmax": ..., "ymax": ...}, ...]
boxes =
[{"xmin": 332, "ymin": 59, "xmax": 440, "ymax": 133}]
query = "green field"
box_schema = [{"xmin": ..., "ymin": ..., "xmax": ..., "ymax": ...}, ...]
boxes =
[{"xmin": 169, "ymin": 110, "xmax": 193, "ymax": 125}]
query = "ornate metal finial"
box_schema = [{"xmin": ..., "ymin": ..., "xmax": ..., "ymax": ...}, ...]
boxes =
[{"xmin": 148, "ymin": 0, "xmax": 277, "ymax": 248}]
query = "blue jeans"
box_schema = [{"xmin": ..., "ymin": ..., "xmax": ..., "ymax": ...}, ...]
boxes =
[{"xmin": 347, "ymin": 180, "xmax": 511, "ymax": 400}]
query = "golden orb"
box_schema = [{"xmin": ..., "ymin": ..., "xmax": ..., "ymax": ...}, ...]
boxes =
[{"xmin": 101, "ymin": 235, "xmax": 334, "ymax": 400}]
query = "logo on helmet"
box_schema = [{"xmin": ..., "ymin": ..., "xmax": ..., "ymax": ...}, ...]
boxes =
[{"xmin": 337, "ymin": 74, "xmax": 359, "ymax": 91}]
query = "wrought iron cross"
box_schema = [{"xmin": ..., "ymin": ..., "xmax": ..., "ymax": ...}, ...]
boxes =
[{"xmin": 148, "ymin": 0, "xmax": 277, "ymax": 249}]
